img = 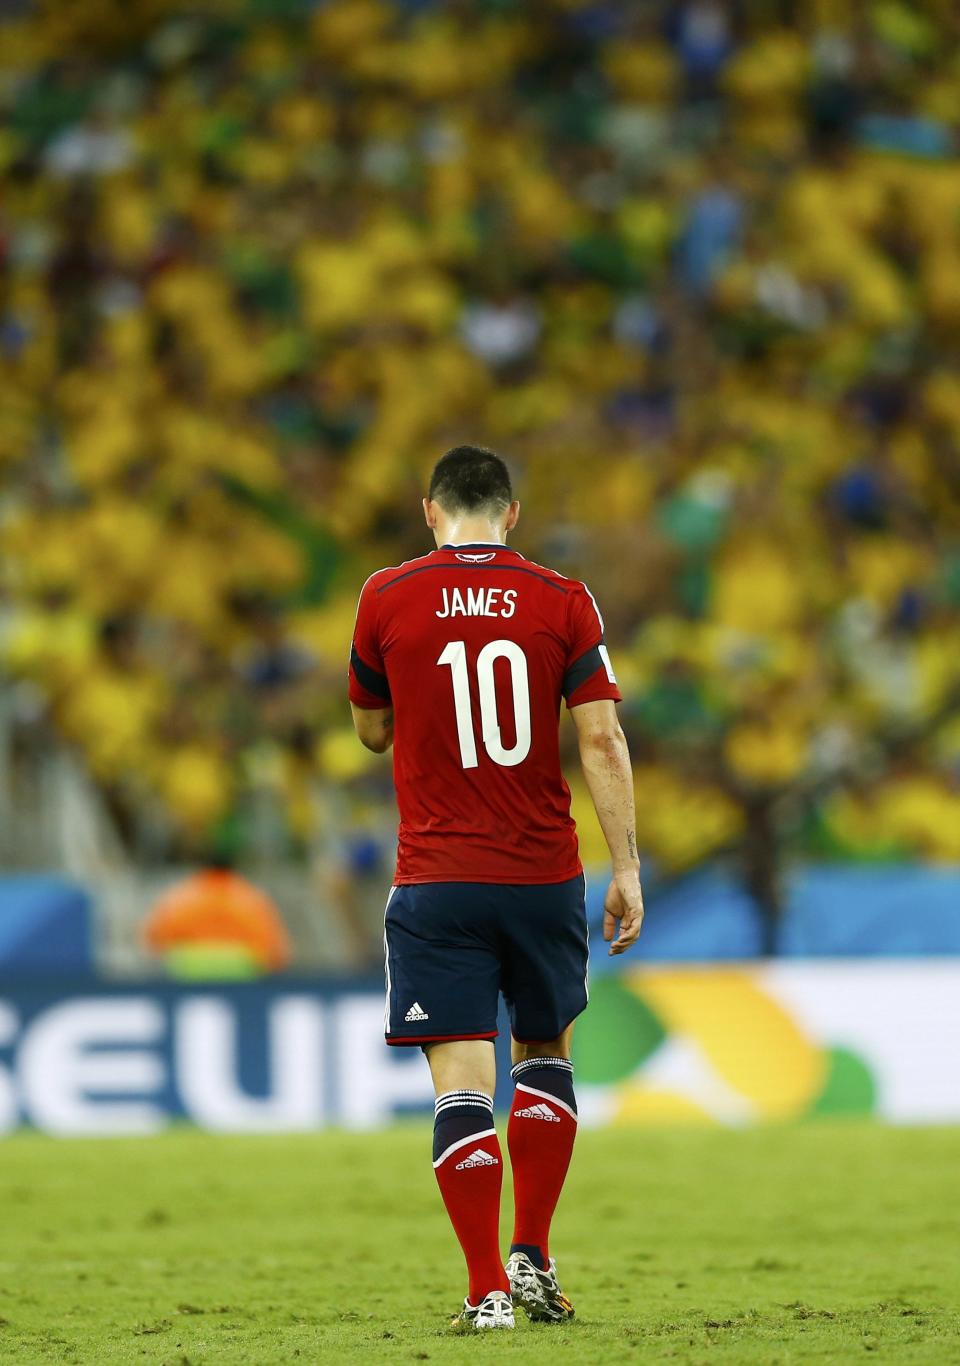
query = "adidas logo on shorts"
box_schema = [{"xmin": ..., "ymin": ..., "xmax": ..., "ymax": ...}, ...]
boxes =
[
  {"xmin": 455, "ymin": 1148, "xmax": 499, "ymax": 1170},
  {"xmin": 404, "ymin": 1001, "xmax": 429, "ymax": 1022},
  {"xmin": 513, "ymin": 1102, "xmax": 561, "ymax": 1122}
]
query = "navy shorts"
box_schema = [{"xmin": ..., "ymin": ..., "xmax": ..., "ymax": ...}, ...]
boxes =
[{"xmin": 383, "ymin": 874, "xmax": 588, "ymax": 1046}]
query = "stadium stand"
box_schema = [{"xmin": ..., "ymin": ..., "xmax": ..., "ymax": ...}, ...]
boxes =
[{"xmin": 1, "ymin": 1, "xmax": 959, "ymax": 959}]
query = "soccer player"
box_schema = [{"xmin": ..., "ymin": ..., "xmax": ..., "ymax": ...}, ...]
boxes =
[{"xmin": 349, "ymin": 446, "xmax": 644, "ymax": 1330}]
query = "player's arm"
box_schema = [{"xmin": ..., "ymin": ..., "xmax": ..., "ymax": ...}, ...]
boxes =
[
  {"xmin": 350, "ymin": 702, "xmax": 394, "ymax": 754},
  {"xmin": 569, "ymin": 699, "xmax": 644, "ymax": 956},
  {"xmin": 348, "ymin": 575, "xmax": 393, "ymax": 751}
]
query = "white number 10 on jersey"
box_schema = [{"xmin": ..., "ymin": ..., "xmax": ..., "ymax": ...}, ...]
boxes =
[{"xmin": 437, "ymin": 640, "xmax": 532, "ymax": 768}]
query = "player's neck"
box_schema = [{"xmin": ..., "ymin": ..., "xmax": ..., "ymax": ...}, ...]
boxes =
[{"xmin": 436, "ymin": 521, "xmax": 508, "ymax": 548}]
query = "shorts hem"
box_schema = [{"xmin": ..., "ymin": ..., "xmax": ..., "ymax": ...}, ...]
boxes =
[
  {"xmin": 385, "ymin": 1030, "xmax": 499, "ymax": 1047},
  {"xmin": 510, "ymin": 1000, "xmax": 588, "ymax": 1046}
]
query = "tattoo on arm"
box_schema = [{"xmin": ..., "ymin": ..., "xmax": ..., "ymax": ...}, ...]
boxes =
[{"xmin": 627, "ymin": 830, "xmax": 638, "ymax": 861}]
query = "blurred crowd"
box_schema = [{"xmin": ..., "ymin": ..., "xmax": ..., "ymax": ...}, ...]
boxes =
[{"xmin": 2, "ymin": 0, "xmax": 960, "ymax": 898}]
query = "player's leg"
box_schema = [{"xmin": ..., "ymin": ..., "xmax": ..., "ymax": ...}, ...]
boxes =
[
  {"xmin": 426, "ymin": 1037, "xmax": 496, "ymax": 1093},
  {"xmin": 504, "ymin": 1026, "xmax": 578, "ymax": 1322},
  {"xmin": 382, "ymin": 884, "xmax": 511, "ymax": 1325},
  {"xmin": 508, "ymin": 1026, "xmax": 578, "ymax": 1272},
  {"xmin": 424, "ymin": 1038, "xmax": 512, "ymax": 1318},
  {"xmin": 500, "ymin": 875, "xmax": 587, "ymax": 1321}
]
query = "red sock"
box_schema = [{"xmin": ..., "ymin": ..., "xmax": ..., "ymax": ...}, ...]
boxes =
[
  {"xmin": 508, "ymin": 1058, "xmax": 578, "ymax": 1270},
  {"xmin": 432, "ymin": 1091, "xmax": 510, "ymax": 1304}
]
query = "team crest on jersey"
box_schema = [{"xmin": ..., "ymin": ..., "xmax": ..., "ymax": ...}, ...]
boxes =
[{"xmin": 455, "ymin": 551, "xmax": 496, "ymax": 563}]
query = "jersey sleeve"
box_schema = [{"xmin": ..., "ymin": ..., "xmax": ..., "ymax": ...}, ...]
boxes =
[
  {"xmin": 348, "ymin": 577, "xmax": 392, "ymax": 709},
  {"xmin": 562, "ymin": 582, "xmax": 622, "ymax": 709}
]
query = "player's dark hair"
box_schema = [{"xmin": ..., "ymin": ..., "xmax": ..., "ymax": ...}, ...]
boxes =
[{"xmin": 428, "ymin": 446, "xmax": 513, "ymax": 516}]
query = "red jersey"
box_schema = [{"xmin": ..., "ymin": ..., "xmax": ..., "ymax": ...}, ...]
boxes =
[{"xmin": 348, "ymin": 542, "xmax": 621, "ymax": 884}]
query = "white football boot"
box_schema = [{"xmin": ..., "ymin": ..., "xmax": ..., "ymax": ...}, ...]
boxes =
[
  {"xmin": 506, "ymin": 1251, "xmax": 575, "ymax": 1323},
  {"xmin": 452, "ymin": 1289, "xmax": 515, "ymax": 1329}
]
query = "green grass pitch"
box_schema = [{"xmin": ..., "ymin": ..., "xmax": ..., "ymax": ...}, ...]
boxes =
[{"xmin": 2, "ymin": 1122, "xmax": 958, "ymax": 1363}]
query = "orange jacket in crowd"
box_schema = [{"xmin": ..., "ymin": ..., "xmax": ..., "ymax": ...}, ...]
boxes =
[{"xmin": 144, "ymin": 868, "xmax": 292, "ymax": 973}]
